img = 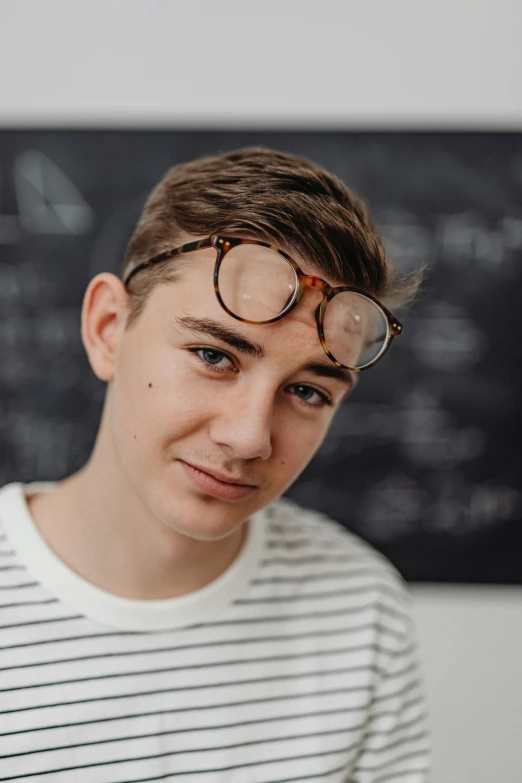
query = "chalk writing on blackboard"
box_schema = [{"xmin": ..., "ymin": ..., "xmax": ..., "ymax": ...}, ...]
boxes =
[{"xmin": 14, "ymin": 151, "xmax": 93, "ymax": 235}]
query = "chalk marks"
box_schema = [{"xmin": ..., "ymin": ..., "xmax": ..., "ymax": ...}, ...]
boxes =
[
  {"xmin": 411, "ymin": 301, "xmax": 485, "ymax": 371},
  {"xmin": 14, "ymin": 151, "xmax": 93, "ymax": 235},
  {"xmin": 359, "ymin": 471, "xmax": 521, "ymax": 541}
]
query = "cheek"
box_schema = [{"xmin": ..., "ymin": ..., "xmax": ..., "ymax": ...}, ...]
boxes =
[
  {"xmin": 111, "ymin": 344, "xmax": 214, "ymax": 459},
  {"xmin": 272, "ymin": 411, "xmax": 331, "ymax": 478}
]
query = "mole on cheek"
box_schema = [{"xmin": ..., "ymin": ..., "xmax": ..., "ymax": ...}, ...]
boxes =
[{"xmin": 148, "ymin": 383, "xmax": 153, "ymax": 388}]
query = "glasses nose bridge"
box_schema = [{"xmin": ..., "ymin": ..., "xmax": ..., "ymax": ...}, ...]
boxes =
[{"xmin": 299, "ymin": 273, "xmax": 330, "ymax": 299}]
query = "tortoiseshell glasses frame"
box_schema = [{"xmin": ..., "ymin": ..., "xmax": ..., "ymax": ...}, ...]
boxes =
[{"xmin": 122, "ymin": 234, "xmax": 403, "ymax": 371}]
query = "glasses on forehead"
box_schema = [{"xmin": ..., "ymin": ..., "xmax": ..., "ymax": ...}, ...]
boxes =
[{"xmin": 123, "ymin": 234, "xmax": 403, "ymax": 371}]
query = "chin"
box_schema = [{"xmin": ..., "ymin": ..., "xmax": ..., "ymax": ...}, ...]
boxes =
[{"xmin": 160, "ymin": 495, "xmax": 250, "ymax": 542}]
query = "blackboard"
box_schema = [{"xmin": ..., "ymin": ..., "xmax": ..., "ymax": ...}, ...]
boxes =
[{"xmin": 0, "ymin": 130, "xmax": 520, "ymax": 584}]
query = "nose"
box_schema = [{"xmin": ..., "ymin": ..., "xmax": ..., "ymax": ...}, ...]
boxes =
[{"xmin": 209, "ymin": 383, "xmax": 273, "ymax": 462}]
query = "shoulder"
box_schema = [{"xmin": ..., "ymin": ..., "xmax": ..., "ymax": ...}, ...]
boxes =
[
  {"xmin": 264, "ymin": 495, "xmax": 414, "ymax": 630},
  {"xmin": 265, "ymin": 495, "xmax": 406, "ymax": 577}
]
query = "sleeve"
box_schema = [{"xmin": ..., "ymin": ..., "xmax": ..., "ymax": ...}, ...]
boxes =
[{"xmin": 350, "ymin": 606, "xmax": 432, "ymax": 783}]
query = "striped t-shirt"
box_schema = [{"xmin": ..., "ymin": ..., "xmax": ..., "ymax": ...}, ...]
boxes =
[{"xmin": 0, "ymin": 481, "xmax": 430, "ymax": 783}]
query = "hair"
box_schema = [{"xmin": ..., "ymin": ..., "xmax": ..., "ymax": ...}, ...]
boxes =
[{"xmin": 121, "ymin": 146, "xmax": 422, "ymax": 329}]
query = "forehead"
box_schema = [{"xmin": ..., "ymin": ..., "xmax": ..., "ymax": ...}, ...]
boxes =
[
  {"xmin": 155, "ymin": 248, "xmax": 329, "ymax": 336},
  {"xmin": 152, "ymin": 261, "xmax": 321, "ymax": 340}
]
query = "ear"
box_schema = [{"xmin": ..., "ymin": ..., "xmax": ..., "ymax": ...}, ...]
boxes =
[{"xmin": 81, "ymin": 273, "xmax": 130, "ymax": 382}]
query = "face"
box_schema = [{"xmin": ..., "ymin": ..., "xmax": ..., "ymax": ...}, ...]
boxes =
[{"xmin": 101, "ymin": 238, "xmax": 357, "ymax": 542}]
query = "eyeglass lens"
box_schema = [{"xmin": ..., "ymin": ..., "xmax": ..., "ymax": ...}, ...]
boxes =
[{"xmin": 217, "ymin": 243, "xmax": 389, "ymax": 369}]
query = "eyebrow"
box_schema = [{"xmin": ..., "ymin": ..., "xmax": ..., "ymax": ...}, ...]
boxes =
[
  {"xmin": 301, "ymin": 361, "xmax": 355, "ymax": 389},
  {"xmin": 176, "ymin": 316, "xmax": 265, "ymax": 358},
  {"xmin": 175, "ymin": 316, "xmax": 355, "ymax": 388}
]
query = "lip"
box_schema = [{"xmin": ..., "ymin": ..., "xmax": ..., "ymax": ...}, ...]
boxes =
[
  {"xmin": 179, "ymin": 460, "xmax": 257, "ymax": 501},
  {"xmin": 185, "ymin": 462, "xmax": 255, "ymax": 486}
]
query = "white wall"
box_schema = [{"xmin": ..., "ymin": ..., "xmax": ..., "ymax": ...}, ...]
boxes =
[
  {"xmin": 412, "ymin": 585, "xmax": 522, "ymax": 783},
  {"xmin": 1, "ymin": 0, "xmax": 521, "ymax": 128},
  {"xmin": 1, "ymin": 2, "xmax": 521, "ymax": 781}
]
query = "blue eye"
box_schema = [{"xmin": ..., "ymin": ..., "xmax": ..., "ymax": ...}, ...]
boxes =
[
  {"xmin": 292, "ymin": 384, "xmax": 332, "ymax": 407},
  {"xmin": 200, "ymin": 349, "xmax": 226, "ymax": 366},
  {"xmin": 189, "ymin": 347, "xmax": 236, "ymax": 372},
  {"xmin": 189, "ymin": 348, "xmax": 332, "ymax": 407},
  {"xmin": 295, "ymin": 385, "xmax": 316, "ymax": 401}
]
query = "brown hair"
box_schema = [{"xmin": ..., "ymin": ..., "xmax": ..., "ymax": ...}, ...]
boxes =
[{"xmin": 121, "ymin": 146, "xmax": 421, "ymax": 329}]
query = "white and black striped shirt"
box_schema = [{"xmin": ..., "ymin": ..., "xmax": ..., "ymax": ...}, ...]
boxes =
[{"xmin": 0, "ymin": 481, "xmax": 430, "ymax": 782}]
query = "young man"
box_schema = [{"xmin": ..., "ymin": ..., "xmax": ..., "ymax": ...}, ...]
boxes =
[{"xmin": 0, "ymin": 148, "xmax": 430, "ymax": 781}]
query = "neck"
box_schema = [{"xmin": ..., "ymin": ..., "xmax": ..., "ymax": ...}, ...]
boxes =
[{"xmin": 27, "ymin": 406, "xmax": 247, "ymax": 601}]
